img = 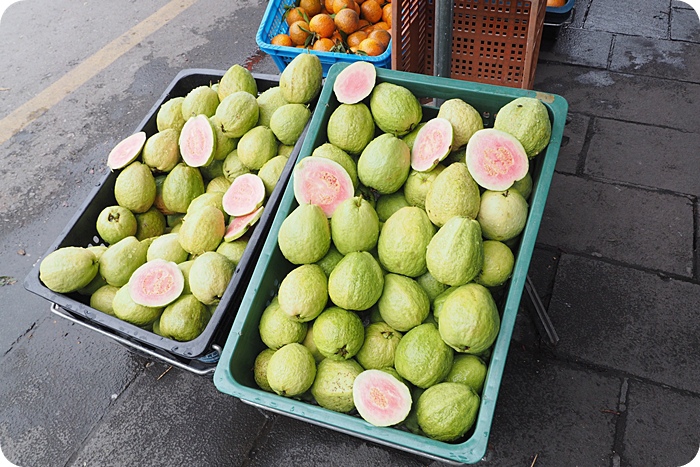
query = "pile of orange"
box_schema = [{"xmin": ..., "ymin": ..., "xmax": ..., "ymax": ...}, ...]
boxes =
[{"xmin": 270, "ymin": 0, "xmax": 392, "ymax": 57}]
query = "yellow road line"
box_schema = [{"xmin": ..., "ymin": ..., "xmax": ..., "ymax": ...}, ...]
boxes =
[{"xmin": 0, "ymin": 0, "xmax": 199, "ymax": 146}]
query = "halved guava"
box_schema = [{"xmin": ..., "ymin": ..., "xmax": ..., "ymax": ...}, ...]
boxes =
[
  {"xmin": 333, "ymin": 62, "xmax": 377, "ymax": 105},
  {"xmin": 223, "ymin": 206, "xmax": 263, "ymax": 241},
  {"xmin": 128, "ymin": 258, "xmax": 185, "ymax": 308},
  {"xmin": 107, "ymin": 132, "xmax": 147, "ymax": 170},
  {"xmin": 222, "ymin": 173, "xmax": 265, "ymax": 217},
  {"xmin": 353, "ymin": 369, "xmax": 412, "ymax": 427},
  {"xmin": 179, "ymin": 115, "xmax": 216, "ymax": 168},
  {"xmin": 465, "ymin": 128, "xmax": 529, "ymax": 191},
  {"xmin": 293, "ymin": 157, "xmax": 354, "ymax": 218},
  {"xmin": 410, "ymin": 118, "xmax": 454, "ymax": 172}
]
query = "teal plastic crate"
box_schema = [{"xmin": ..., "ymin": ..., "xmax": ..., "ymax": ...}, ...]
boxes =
[{"xmin": 214, "ymin": 62, "xmax": 568, "ymax": 464}]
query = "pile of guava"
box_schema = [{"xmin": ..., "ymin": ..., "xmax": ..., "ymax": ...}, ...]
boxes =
[
  {"xmin": 39, "ymin": 54, "xmax": 324, "ymax": 343},
  {"xmin": 251, "ymin": 62, "xmax": 552, "ymax": 442}
]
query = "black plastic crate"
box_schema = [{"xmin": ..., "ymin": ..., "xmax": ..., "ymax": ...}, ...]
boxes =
[{"xmin": 24, "ymin": 68, "xmax": 307, "ymax": 372}]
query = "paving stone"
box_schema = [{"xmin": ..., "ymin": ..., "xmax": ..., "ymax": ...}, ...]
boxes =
[
  {"xmin": 534, "ymin": 63, "xmax": 700, "ymax": 133},
  {"xmin": 249, "ymin": 415, "xmax": 429, "ymax": 466},
  {"xmin": 69, "ymin": 363, "xmax": 267, "ymax": 467},
  {"xmin": 555, "ymin": 112, "xmax": 589, "ymax": 175},
  {"xmin": 610, "ymin": 34, "xmax": 700, "ymax": 83},
  {"xmin": 621, "ymin": 380, "xmax": 700, "ymax": 466},
  {"xmin": 568, "ymin": 0, "xmax": 589, "ymax": 29},
  {"xmin": 584, "ymin": 0, "xmax": 670, "ymax": 38},
  {"xmin": 538, "ymin": 174, "xmax": 694, "ymax": 276},
  {"xmin": 671, "ymin": 6, "xmax": 700, "ymax": 42},
  {"xmin": 585, "ymin": 118, "xmax": 700, "ymax": 196},
  {"xmin": 548, "ymin": 254, "xmax": 700, "ymax": 392},
  {"xmin": 0, "ymin": 316, "xmax": 141, "ymax": 467},
  {"xmin": 539, "ymin": 28, "xmax": 613, "ymax": 68},
  {"xmin": 696, "ymin": 203, "xmax": 700, "ymax": 283},
  {"xmin": 672, "ymin": 0, "xmax": 694, "ymax": 9}
]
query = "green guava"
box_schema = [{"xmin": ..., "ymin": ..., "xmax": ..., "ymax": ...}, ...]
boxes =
[
  {"xmin": 217, "ymin": 64, "xmax": 258, "ymax": 101},
  {"xmin": 311, "ymin": 358, "xmax": 364, "ymax": 413},
  {"xmin": 424, "ymin": 162, "xmax": 481, "ymax": 227},
  {"xmin": 158, "ymin": 294, "xmax": 210, "ymax": 341},
  {"xmin": 237, "ymin": 126, "xmax": 278, "ymax": 171},
  {"xmin": 279, "ymin": 53, "xmax": 323, "ymax": 104},
  {"xmin": 494, "ymin": 96, "xmax": 552, "ymax": 158},
  {"xmin": 142, "ymin": 129, "xmax": 181, "ymax": 173},
  {"xmin": 477, "ymin": 189, "xmax": 529, "ymax": 241},
  {"xmin": 312, "ymin": 306, "xmax": 365, "ymax": 360},
  {"xmin": 178, "ymin": 206, "xmax": 225, "ymax": 255},
  {"xmin": 112, "ymin": 284, "xmax": 163, "ymax": 327},
  {"xmin": 146, "ymin": 233, "xmax": 189, "ymax": 263},
  {"xmin": 278, "ymin": 203, "xmax": 331, "ymax": 265},
  {"xmin": 96, "ymin": 205, "xmax": 137, "ymax": 245},
  {"xmin": 327, "ymin": 251, "xmax": 384, "ymax": 311},
  {"xmin": 253, "ymin": 348, "xmax": 276, "ymax": 392},
  {"xmin": 357, "ymin": 133, "xmax": 411, "ymax": 195},
  {"xmin": 377, "ymin": 206, "xmax": 435, "ymax": 277},
  {"xmin": 425, "ymin": 216, "xmax": 483, "ymax": 286},
  {"xmin": 326, "ymin": 103, "xmax": 375, "ymax": 155},
  {"xmin": 39, "ymin": 247, "xmax": 98, "ymax": 293},
  {"xmin": 215, "ymin": 238, "xmax": 248, "ymax": 265},
  {"xmin": 315, "ymin": 244, "xmax": 344, "ymax": 278},
  {"xmin": 436, "ymin": 98, "xmax": 484, "ymax": 149},
  {"xmin": 375, "ymin": 191, "xmax": 409, "ymax": 223},
  {"xmin": 369, "ymin": 82, "xmax": 422, "ymax": 137},
  {"xmin": 114, "ymin": 161, "xmax": 156, "ymax": 214},
  {"xmin": 394, "ymin": 323, "xmax": 453, "ymax": 388},
  {"xmin": 266, "ymin": 343, "xmax": 317, "ymax": 397},
  {"xmin": 214, "ymin": 91, "xmax": 259, "ymax": 139},
  {"xmin": 258, "ymin": 155, "xmax": 288, "ymax": 197},
  {"xmin": 278, "ymin": 264, "xmax": 328, "ymax": 322},
  {"xmin": 89, "ymin": 284, "xmax": 119, "ymax": 316},
  {"xmin": 99, "ymin": 236, "xmax": 148, "ymax": 287},
  {"xmin": 474, "ymin": 240, "xmax": 515, "ymax": 288},
  {"xmin": 354, "ymin": 322, "xmax": 402, "ymax": 370},
  {"xmin": 415, "ymin": 270, "xmax": 449, "ymax": 303},
  {"xmin": 181, "ymin": 85, "xmax": 219, "ymax": 119},
  {"xmin": 161, "ymin": 163, "xmax": 205, "ymax": 214},
  {"xmin": 330, "ymin": 196, "xmax": 379, "ymax": 254},
  {"xmin": 257, "ymin": 86, "xmax": 289, "ymax": 128},
  {"xmin": 156, "ymin": 97, "xmax": 186, "ymax": 133},
  {"xmin": 403, "ymin": 164, "xmax": 445, "ymax": 210},
  {"xmin": 258, "ymin": 297, "xmax": 308, "ymax": 350},
  {"xmin": 187, "ymin": 251, "xmax": 234, "ymax": 305},
  {"xmin": 445, "ymin": 354, "xmax": 488, "ymax": 394},
  {"xmin": 134, "ymin": 207, "xmax": 166, "ymax": 240},
  {"xmin": 438, "ymin": 283, "xmax": 500, "ymax": 354},
  {"xmin": 270, "ymin": 103, "xmax": 311, "ymax": 146},
  {"xmin": 377, "ymin": 273, "xmax": 430, "ymax": 332},
  {"xmin": 416, "ymin": 382, "xmax": 480, "ymax": 441},
  {"xmin": 222, "ymin": 150, "xmax": 251, "ymax": 182}
]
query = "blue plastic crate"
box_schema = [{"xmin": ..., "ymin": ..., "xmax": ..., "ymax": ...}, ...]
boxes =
[{"xmin": 256, "ymin": 0, "xmax": 392, "ymax": 76}]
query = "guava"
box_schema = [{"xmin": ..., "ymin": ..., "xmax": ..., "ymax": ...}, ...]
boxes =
[
  {"xmin": 270, "ymin": 103, "xmax": 311, "ymax": 146},
  {"xmin": 311, "ymin": 306, "xmax": 365, "ymax": 360},
  {"xmin": 266, "ymin": 343, "xmax": 317, "ymax": 397},
  {"xmin": 179, "ymin": 115, "xmax": 217, "ymax": 168},
  {"xmin": 259, "ymin": 297, "xmax": 308, "ymax": 349},
  {"xmin": 401, "ymin": 122, "xmax": 426, "ymax": 151},
  {"xmin": 377, "ymin": 206, "xmax": 435, "ymax": 277},
  {"xmin": 476, "ymin": 189, "xmax": 528, "ymax": 241},
  {"xmin": 465, "ymin": 128, "xmax": 529, "ymax": 191},
  {"xmin": 253, "ymin": 348, "xmax": 276, "ymax": 392},
  {"xmin": 215, "ymin": 238, "xmax": 248, "ymax": 265},
  {"xmin": 278, "ymin": 143, "xmax": 294, "ymax": 158},
  {"xmin": 223, "ymin": 206, "xmax": 263, "ymax": 241},
  {"xmin": 256, "ymin": 86, "xmax": 289, "ymax": 128},
  {"xmin": 327, "ymin": 251, "xmax": 384, "ymax": 311},
  {"xmin": 377, "ymin": 273, "xmax": 430, "ymax": 331},
  {"xmin": 134, "ymin": 207, "xmax": 166, "ymax": 240},
  {"xmin": 326, "ymin": 103, "xmax": 375, "ymax": 155},
  {"xmin": 357, "ymin": 134, "xmax": 411, "ymax": 195},
  {"xmin": 77, "ymin": 263, "xmax": 108, "ymax": 296},
  {"xmin": 411, "ymin": 117, "xmax": 454, "ymax": 172},
  {"xmin": 156, "ymin": 97, "xmax": 186, "ymax": 133},
  {"xmin": 279, "ymin": 53, "xmax": 323, "ymax": 104},
  {"xmin": 330, "ymin": 196, "xmax": 379, "ymax": 254},
  {"xmin": 161, "ymin": 163, "xmax": 205, "ymax": 214},
  {"xmin": 237, "ymin": 126, "xmax": 277, "ymax": 170},
  {"xmin": 394, "ymin": 323, "xmax": 453, "ymax": 388},
  {"xmin": 112, "ymin": 284, "xmax": 163, "ymax": 327},
  {"xmin": 89, "ymin": 284, "xmax": 119, "ymax": 316},
  {"xmin": 146, "ymin": 233, "xmax": 189, "ymax": 263},
  {"xmin": 511, "ymin": 171, "xmax": 533, "ymax": 200},
  {"xmin": 438, "ymin": 283, "xmax": 500, "ymax": 354},
  {"xmin": 99, "ymin": 236, "xmax": 148, "ymax": 287},
  {"xmin": 188, "ymin": 251, "xmax": 235, "ymax": 306},
  {"xmin": 209, "ymin": 116, "xmax": 238, "ymax": 162},
  {"xmin": 426, "ymin": 216, "xmax": 483, "ymax": 286},
  {"xmin": 178, "ymin": 205, "xmax": 225, "ymax": 255},
  {"xmin": 181, "ymin": 85, "xmax": 219, "ymax": 119},
  {"xmin": 374, "ymin": 191, "xmax": 409, "ymax": 223},
  {"xmin": 278, "ymin": 203, "xmax": 331, "ymax": 264},
  {"xmin": 301, "ymin": 325, "xmax": 325, "ymax": 363},
  {"xmin": 214, "ymin": 91, "xmax": 259, "ymax": 139},
  {"xmin": 416, "ymin": 382, "xmax": 480, "ymax": 441},
  {"xmin": 333, "ymin": 61, "xmax": 376, "ymax": 104},
  {"xmin": 142, "ymin": 129, "xmax": 181, "ymax": 173},
  {"xmin": 258, "ymin": 155, "xmax": 288, "ymax": 197},
  {"xmin": 369, "ymin": 82, "xmax": 422, "ymax": 137},
  {"xmin": 432, "ymin": 286, "xmax": 457, "ymax": 323},
  {"xmin": 187, "ymin": 192, "xmax": 226, "ymax": 219},
  {"xmin": 278, "ymin": 264, "xmax": 328, "ymax": 322},
  {"xmin": 222, "ymin": 150, "xmax": 251, "ymax": 182},
  {"xmin": 353, "ymin": 369, "xmax": 412, "ymax": 427},
  {"xmin": 474, "ymin": 240, "xmax": 515, "ymax": 288},
  {"xmin": 153, "ymin": 175, "xmax": 175, "ymax": 216},
  {"xmin": 96, "ymin": 205, "xmax": 137, "ymax": 245},
  {"xmin": 293, "ymin": 157, "xmax": 354, "ymax": 218},
  {"xmin": 206, "ymin": 176, "xmax": 232, "ymax": 194},
  {"xmin": 315, "ymin": 244, "xmax": 344, "ymax": 277},
  {"xmin": 114, "ymin": 161, "xmax": 156, "ymax": 214},
  {"xmin": 402, "ymin": 164, "xmax": 445, "ymax": 210},
  {"xmin": 494, "ymin": 96, "xmax": 552, "ymax": 158},
  {"xmin": 311, "ymin": 143, "xmax": 358, "ymax": 190},
  {"xmin": 222, "ymin": 173, "xmax": 265, "ymax": 217},
  {"xmin": 157, "ymin": 293, "xmax": 210, "ymax": 341},
  {"xmin": 311, "ymin": 358, "xmax": 364, "ymax": 413},
  {"xmin": 446, "ymin": 354, "xmax": 488, "ymax": 394},
  {"xmin": 39, "ymin": 247, "xmax": 98, "ymax": 293},
  {"xmin": 178, "ymin": 260, "xmax": 193, "ymax": 295},
  {"xmin": 424, "ymin": 162, "xmax": 480, "ymax": 227},
  {"xmin": 107, "ymin": 132, "xmax": 146, "ymax": 170},
  {"xmin": 128, "ymin": 259, "xmax": 184, "ymax": 307},
  {"xmin": 415, "ymin": 270, "xmax": 449, "ymax": 303},
  {"xmin": 217, "ymin": 64, "xmax": 258, "ymax": 101},
  {"xmin": 354, "ymin": 322, "xmax": 402, "ymax": 370},
  {"xmin": 436, "ymin": 98, "xmax": 484, "ymax": 149}
]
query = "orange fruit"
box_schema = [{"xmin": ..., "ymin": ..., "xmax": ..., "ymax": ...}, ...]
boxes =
[
  {"xmin": 368, "ymin": 29, "xmax": 391, "ymax": 48},
  {"xmin": 289, "ymin": 20, "xmax": 312, "ymax": 45},
  {"xmin": 324, "ymin": 0, "xmax": 335, "ymax": 13},
  {"xmin": 382, "ymin": 3, "xmax": 392, "ymax": 27},
  {"xmin": 300, "ymin": 0, "xmax": 323, "ymax": 16},
  {"xmin": 347, "ymin": 30, "xmax": 368, "ymax": 48},
  {"xmin": 547, "ymin": 0, "xmax": 566, "ymax": 5},
  {"xmin": 332, "ymin": 0, "xmax": 357, "ymax": 14},
  {"xmin": 373, "ymin": 21, "xmax": 390, "ymax": 30},
  {"xmin": 334, "ymin": 8, "xmax": 360, "ymax": 34},
  {"xmin": 313, "ymin": 37, "xmax": 336, "ymax": 51},
  {"xmin": 358, "ymin": 37, "xmax": 385, "ymax": 56},
  {"xmin": 360, "ymin": 0, "xmax": 382, "ymax": 24},
  {"xmin": 286, "ymin": 7, "xmax": 308, "ymax": 26},
  {"xmin": 309, "ymin": 13, "xmax": 336, "ymax": 38},
  {"xmin": 357, "ymin": 19, "xmax": 370, "ymax": 30},
  {"xmin": 271, "ymin": 33, "xmax": 294, "ymax": 46}
]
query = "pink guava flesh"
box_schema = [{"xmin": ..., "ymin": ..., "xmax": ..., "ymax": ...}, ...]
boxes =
[
  {"xmin": 222, "ymin": 174, "xmax": 265, "ymax": 217},
  {"xmin": 128, "ymin": 259, "xmax": 184, "ymax": 307},
  {"xmin": 410, "ymin": 118, "xmax": 454, "ymax": 172},
  {"xmin": 333, "ymin": 62, "xmax": 377, "ymax": 105},
  {"xmin": 179, "ymin": 115, "xmax": 216, "ymax": 167},
  {"xmin": 223, "ymin": 206, "xmax": 264, "ymax": 241},
  {"xmin": 466, "ymin": 128, "xmax": 529, "ymax": 191},
  {"xmin": 353, "ymin": 369, "xmax": 412, "ymax": 427},
  {"xmin": 293, "ymin": 157, "xmax": 354, "ymax": 218},
  {"xmin": 107, "ymin": 132, "xmax": 147, "ymax": 170}
]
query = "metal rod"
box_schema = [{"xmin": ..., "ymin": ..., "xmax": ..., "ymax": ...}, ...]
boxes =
[
  {"xmin": 523, "ymin": 276, "xmax": 559, "ymax": 346},
  {"xmin": 433, "ymin": 0, "xmax": 454, "ymax": 78}
]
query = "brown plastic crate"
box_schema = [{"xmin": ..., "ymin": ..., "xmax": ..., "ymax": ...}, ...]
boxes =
[{"xmin": 392, "ymin": 0, "xmax": 546, "ymax": 89}]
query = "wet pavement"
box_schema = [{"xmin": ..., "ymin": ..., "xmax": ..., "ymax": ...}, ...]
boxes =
[{"xmin": 1, "ymin": 0, "xmax": 699, "ymax": 466}]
